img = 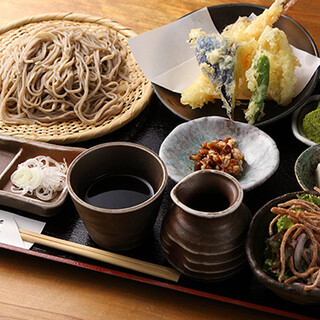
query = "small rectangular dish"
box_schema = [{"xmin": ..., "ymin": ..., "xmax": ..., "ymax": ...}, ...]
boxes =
[{"xmin": 0, "ymin": 134, "xmax": 84, "ymax": 217}]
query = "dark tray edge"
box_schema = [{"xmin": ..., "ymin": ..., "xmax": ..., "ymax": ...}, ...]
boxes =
[{"xmin": 0, "ymin": 242, "xmax": 316, "ymax": 320}]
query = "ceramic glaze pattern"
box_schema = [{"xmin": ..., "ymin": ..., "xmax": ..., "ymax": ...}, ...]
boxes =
[
  {"xmin": 295, "ymin": 144, "xmax": 320, "ymax": 191},
  {"xmin": 159, "ymin": 116, "xmax": 280, "ymax": 191},
  {"xmin": 161, "ymin": 170, "xmax": 251, "ymax": 281},
  {"xmin": 67, "ymin": 142, "xmax": 168, "ymax": 251}
]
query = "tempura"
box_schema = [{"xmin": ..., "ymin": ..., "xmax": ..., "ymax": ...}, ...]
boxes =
[{"xmin": 181, "ymin": 0, "xmax": 300, "ymax": 124}]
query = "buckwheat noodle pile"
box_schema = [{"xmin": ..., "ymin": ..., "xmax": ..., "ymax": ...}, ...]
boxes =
[
  {"xmin": 269, "ymin": 189, "xmax": 320, "ymax": 290},
  {"xmin": 0, "ymin": 21, "xmax": 133, "ymax": 126}
]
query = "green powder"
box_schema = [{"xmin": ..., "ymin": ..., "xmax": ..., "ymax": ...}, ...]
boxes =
[{"xmin": 302, "ymin": 102, "xmax": 320, "ymax": 143}]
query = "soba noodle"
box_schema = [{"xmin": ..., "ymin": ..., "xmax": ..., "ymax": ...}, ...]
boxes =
[
  {"xmin": 0, "ymin": 21, "xmax": 133, "ymax": 126},
  {"xmin": 269, "ymin": 192, "xmax": 320, "ymax": 291}
]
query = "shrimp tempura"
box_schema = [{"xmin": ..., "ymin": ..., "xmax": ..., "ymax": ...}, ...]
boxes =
[{"xmin": 222, "ymin": 0, "xmax": 285, "ymax": 42}]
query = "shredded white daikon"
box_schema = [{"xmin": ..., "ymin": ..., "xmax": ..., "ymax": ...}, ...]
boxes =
[{"xmin": 10, "ymin": 155, "xmax": 68, "ymax": 201}]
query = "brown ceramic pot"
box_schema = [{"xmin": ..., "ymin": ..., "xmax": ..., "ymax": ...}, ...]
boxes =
[
  {"xmin": 161, "ymin": 169, "xmax": 251, "ymax": 281},
  {"xmin": 67, "ymin": 142, "xmax": 167, "ymax": 251}
]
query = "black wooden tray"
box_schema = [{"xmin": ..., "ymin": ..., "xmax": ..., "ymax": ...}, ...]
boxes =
[{"xmin": 1, "ymin": 82, "xmax": 320, "ymax": 320}]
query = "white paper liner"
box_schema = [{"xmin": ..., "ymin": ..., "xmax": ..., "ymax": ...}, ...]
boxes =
[
  {"xmin": 128, "ymin": 7, "xmax": 320, "ymax": 96},
  {"xmin": 0, "ymin": 209, "xmax": 45, "ymax": 249}
]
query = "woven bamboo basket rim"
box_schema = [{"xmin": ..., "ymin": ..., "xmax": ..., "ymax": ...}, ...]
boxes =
[{"xmin": 0, "ymin": 13, "xmax": 153, "ymax": 144}]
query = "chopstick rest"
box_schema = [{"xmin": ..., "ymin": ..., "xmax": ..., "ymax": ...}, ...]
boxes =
[{"xmin": 19, "ymin": 229, "xmax": 180, "ymax": 282}]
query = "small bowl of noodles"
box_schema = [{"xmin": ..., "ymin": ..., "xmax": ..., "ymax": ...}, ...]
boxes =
[{"xmin": 246, "ymin": 190, "xmax": 320, "ymax": 304}]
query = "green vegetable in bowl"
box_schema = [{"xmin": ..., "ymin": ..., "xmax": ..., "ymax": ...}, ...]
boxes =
[
  {"xmin": 263, "ymin": 193, "xmax": 320, "ymax": 290},
  {"xmin": 297, "ymin": 193, "xmax": 320, "ymax": 206},
  {"xmin": 302, "ymin": 102, "xmax": 320, "ymax": 143},
  {"xmin": 276, "ymin": 215, "xmax": 293, "ymax": 232}
]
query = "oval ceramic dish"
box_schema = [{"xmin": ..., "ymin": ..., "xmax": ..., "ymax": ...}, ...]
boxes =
[
  {"xmin": 295, "ymin": 144, "xmax": 320, "ymax": 191},
  {"xmin": 0, "ymin": 134, "xmax": 84, "ymax": 217},
  {"xmin": 153, "ymin": 4, "xmax": 319, "ymax": 127},
  {"xmin": 292, "ymin": 95, "xmax": 320, "ymax": 146},
  {"xmin": 159, "ymin": 116, "xmax": 280, "ymax": 191},
  {"xmin": 246, "ymin": 191, "xmax": 320, "ymax": 304}
]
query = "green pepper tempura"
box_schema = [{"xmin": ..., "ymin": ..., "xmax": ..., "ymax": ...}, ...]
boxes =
[
  {"xmin": 263, "ymin": 193, "xmax": 320, "ymax": 290},
  {"xmin": 245, "ymin": 54, "xmax": 270, "ymax": 125}
]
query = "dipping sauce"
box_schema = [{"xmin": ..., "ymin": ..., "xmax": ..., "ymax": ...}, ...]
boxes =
[
  {"xmin": 186, "ymin": 190, "xmax": 230, "ymax": 212},
  {"xmin": 84, "ymin": 174, "xmax": 154, "ymax": 209}
]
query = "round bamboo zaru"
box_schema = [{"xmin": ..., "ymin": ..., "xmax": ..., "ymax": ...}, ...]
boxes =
[{"xmin": 0, "ymin": 13, "xmax": 153, "ymax": 144}]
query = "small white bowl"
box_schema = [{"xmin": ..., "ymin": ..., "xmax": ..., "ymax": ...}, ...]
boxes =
[
  {"xmin": 291, "ymin": 95, "xmax": 320, "ymax": 147},
  {"xmin": 159, "ymin": 116, "xmax": 280, "ymax": 191}
]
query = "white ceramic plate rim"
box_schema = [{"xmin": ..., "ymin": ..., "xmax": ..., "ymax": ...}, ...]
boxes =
[
  {"xmin": 159, "ymin": 116, "xmax": 280, "ymax": 191},
  {"xmin": 291, "ymin": 107, "xmax": 316, "ymax": 147}
]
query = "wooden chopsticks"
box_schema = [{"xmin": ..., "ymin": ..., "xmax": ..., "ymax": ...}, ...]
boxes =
[{"xmin": 19, "ymin": 228, "xmax": 180, "ymax": 282}]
